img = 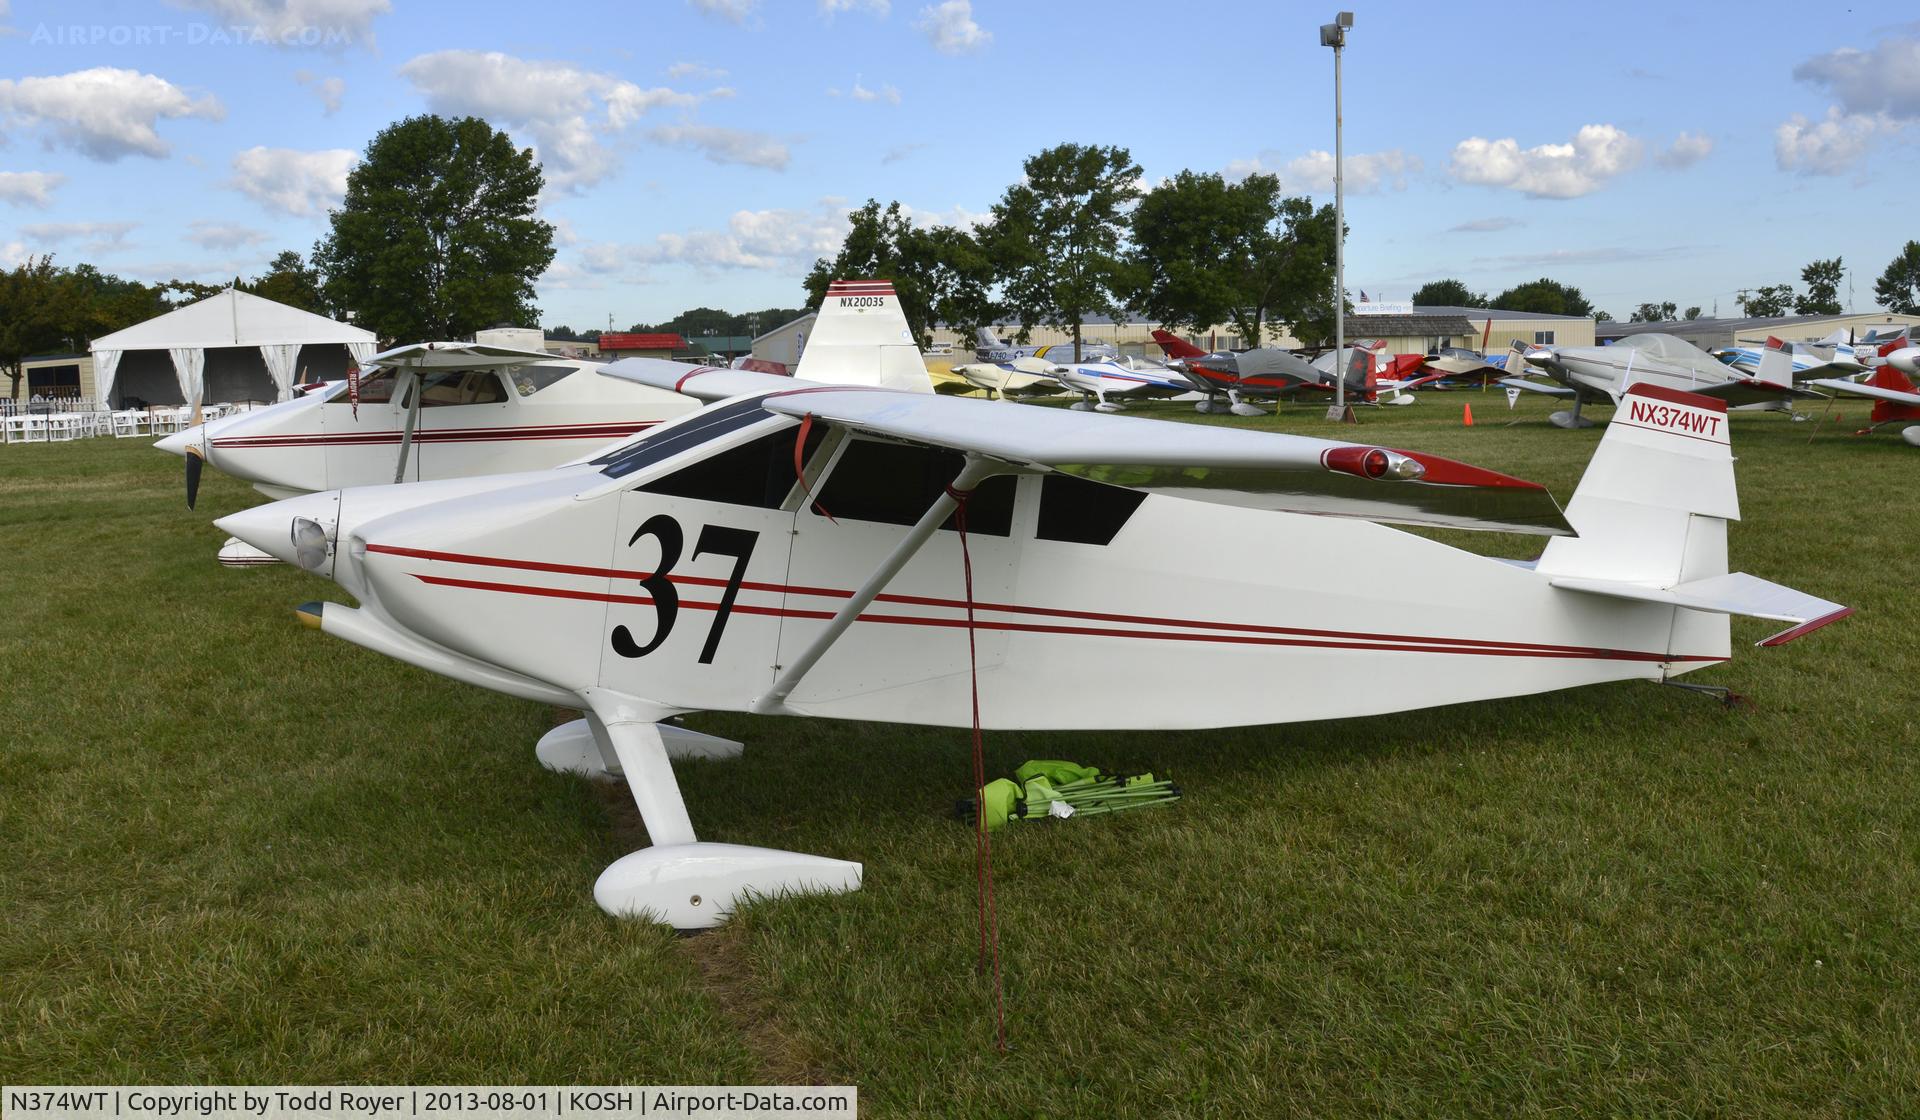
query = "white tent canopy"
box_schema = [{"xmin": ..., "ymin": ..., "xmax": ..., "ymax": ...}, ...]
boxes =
[{"xmin": 90, "ymin": 288, "xmax": 374, "ymax": 408}]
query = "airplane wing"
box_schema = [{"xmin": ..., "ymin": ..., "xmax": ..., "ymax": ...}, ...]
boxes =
[
  {"xmin": 753, "ymin": 384, "xmax": 1573, "ymax": 536},
  {"xmin": 367, "ymin": 341, "xmax": 572, "ymax": 369},
  {"xmin": 1806, "ymin": 376, "xmax": 1920, "ymax": 406},
  {"xmin": 602, "ymin": 359, "xmax": 792, "ymax": 402},
  {"xmin": 1499, "ymin": 377, "xmax": 1578, "ymax": 399}
]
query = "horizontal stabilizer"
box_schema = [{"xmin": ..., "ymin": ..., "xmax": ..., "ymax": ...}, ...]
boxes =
[
  {"xmin": 1500, "ymin": 376, "xmax": 1577, "ymax": 398},
  {"xmin": 1549, "ymin": 572, "xmax": 1851, "ymax": 646}
]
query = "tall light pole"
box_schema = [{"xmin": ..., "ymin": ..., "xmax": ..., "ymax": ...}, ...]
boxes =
[{"xmin": 1321, "ymin": 11, "xmax": 1354, "ymax": 422}]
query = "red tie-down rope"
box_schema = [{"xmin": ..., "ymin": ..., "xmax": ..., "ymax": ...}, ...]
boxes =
[
  {"xmin": 793, "ymin": 414, "xmax": 833, "ymax": 521},
  {"xmin": 947, "ymin": 482, "xmax": 1007, "ymax": 1052}
]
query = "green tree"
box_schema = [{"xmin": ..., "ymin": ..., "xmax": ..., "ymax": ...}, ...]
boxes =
[
  {"xmin": 804, "ymin": 199, "xmax": 995, "ymax": 346},
  {"xmin": 313, "ymin": 115, "xmax": 554, "ymax": 343},
  {"xmin": 1738, "ymin": 284, "xmax": 1795, "ymax": 317},
  {"xmin": 1795, "ymin": 257, "xmax": 1844, "ymax": 315},
  {"xmin": 1131, "ymin": 171, "xmax": 1336, "ymax": 348},
  {"xmin": 985, "ymin": 143, "xmax": 1142, "ymax": 361},
  {"xmin": 1410, "ymin": 278, "xmax": 1488, "ymax": 308},
  {"xmin": 1593, "ymin": 310, "xmax": 1614, "ymax": 322},
  {"xmin": 0, "ymin": 255, "xmax": 68, "ymax": 399},
  {"xmin": 1683, "ymin": 306, "xmax": 1703, "ymax": 320},
  {"xmin": 245, "ymin": 251, "xmax": 326, "ymax": 314},
  {"xmin": 1629, "ymin": 301, "xmax": 1677, "ymax": 322},
  {"xmin": 1492, "ymin": 277, "xmax": 1593, "ymax": 317},
  {"xmin": 1874, "ymin": 241, "xmax": 1920, "ymax": 314}
]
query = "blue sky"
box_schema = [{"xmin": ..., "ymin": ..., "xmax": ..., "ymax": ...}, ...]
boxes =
[{"xmin": 2, "ymin": 0, "xmax": 1917, "ymax": 329}]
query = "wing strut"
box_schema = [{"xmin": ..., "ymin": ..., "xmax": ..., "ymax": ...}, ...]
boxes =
[
  {"xmin": 393, "ymin": 369, "xmax": 422, "ymax": 484},
  {"xmin": 754, "ymin": 454, "xmax": 1009, "ymax": 713}
]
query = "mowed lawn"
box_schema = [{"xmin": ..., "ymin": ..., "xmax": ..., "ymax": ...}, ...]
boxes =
[{"xmin": 2, "ymin": 394, "xmax": 1916, "ymax": 1117}]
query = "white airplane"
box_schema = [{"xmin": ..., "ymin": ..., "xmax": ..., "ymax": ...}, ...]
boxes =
[
  {"xmin": 216, "ymin": 353, "xmax": 1845, "ymax": 929},
  {"xmin": 1046, "ymin": 355, "xmax": 1194, "ymax": 412},
  {"xmin": 945, "ymin": 355, "xmax": 1068, "ymax": 399},
  {"xmin": 159, "ymin": 283, "xmax": 933, "ymax": 562},
  {"xmin": 973, "ymin": 326, "xmax": 1115, "ymax": 364},
  {"xmin": 1501, "ymin": 332, "xmax": 1804, "ymax": 428},
  {"xmin": 1804, "ymin": 342, "xmax": 1920, "ymax": 446},
  {"xmin": 1718, "ymin": 331, "xmax": 1870, "ymax": 382}
]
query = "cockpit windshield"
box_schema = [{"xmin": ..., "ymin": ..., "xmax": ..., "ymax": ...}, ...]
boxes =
[{"xmin": 593, "ymin": 394, "xmax": 781, "ymax": 479}]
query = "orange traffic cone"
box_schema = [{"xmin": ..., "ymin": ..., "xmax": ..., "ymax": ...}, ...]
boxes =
[{"xmin": 1462, "ymin": 403, "xmax": 1474, "ymax": 426}]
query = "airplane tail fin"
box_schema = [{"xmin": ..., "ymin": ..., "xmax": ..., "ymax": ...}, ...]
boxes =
[
  {"xmin": 1536, "ymin": 383, "xmax": 1847, "ymax": 650},
  {"xmin": 1150, "ymin": 329, "xmax": 1207, "ymax": 360},
  {"xmin": 1756, "ymin": 336, "xmax": 1796, "ymax": 387},
  {"xmin": 975, "ymin": 326, "xmax": 1004, "ymax": 349},
  {"xmin": 793, "ymin": 279, "xmax": 935, "ymax": 394}
]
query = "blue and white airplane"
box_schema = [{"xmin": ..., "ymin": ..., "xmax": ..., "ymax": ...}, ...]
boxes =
[
  {"xmin": 1050, "ymin": 354, "xmax": 1194, "ymax": 412},
  {"xmin": 1717, "ymin": 330, "xmax": 1869, "ymax": 382}
]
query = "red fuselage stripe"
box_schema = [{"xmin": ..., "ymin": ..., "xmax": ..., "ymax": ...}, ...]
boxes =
[
  {"xmin": 385, "ymin": 552, "xmax": 1720, "ymax": 664},
  {"xmin": 212, "ymin": 422, "xmax": 655, "ymax": 448}
]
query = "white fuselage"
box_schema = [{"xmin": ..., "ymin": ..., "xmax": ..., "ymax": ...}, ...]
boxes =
[
  {"xmin": 228, "ymin": 406, "xmax": 1728, "ymax": 733},
  {"xmin": 167, "ymin": 361, "xmax": 700, "ymax": 498}
]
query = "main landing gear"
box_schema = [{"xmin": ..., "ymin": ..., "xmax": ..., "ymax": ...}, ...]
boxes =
[
  {"xmin": 537, "ymin": 693, "xmax": 860, "ymax": 929},
  {"xmin": 1549, "ymin": 396, "xmax": 1596, "ymax": 429}
]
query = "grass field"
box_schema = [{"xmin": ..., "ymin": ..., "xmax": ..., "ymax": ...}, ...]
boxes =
[{"xmin": 3, "ymin": 394, "xmax": 1916, "ymax": 1117}]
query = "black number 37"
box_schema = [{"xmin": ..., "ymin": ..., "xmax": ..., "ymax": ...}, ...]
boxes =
[{"xmin": 610, "ymin": 515, "xmax": 759, "ymax": 664}]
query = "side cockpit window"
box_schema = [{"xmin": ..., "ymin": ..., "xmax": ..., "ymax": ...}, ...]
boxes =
[
  {"xmin": 511, "ymin": 364, "xmax": 576, "ymax": 396},
  {"xmin": 328, "ymin": 368, "xmax": 396, "ymax": 403},
  {"xmin": 813, "ymin": 438, "xmax": 1015, "ymax": 536},
  {"xmin": 1036, "ymin": 474, "xmax": 1146, "ymax": 545},
  {"xmin": 420, "ymin": 370, "xmax": 507, "ymax": 406},
  {"xmin": 638, "ymin": 421, "xmax": 828, "ymax": 509}
]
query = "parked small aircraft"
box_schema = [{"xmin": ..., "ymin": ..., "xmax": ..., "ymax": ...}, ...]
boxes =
[
  {"xmin": 1805, "ymin": 343, "xmax": 1920, "ymax": 446},
  {"xmin": 1502, "ymin": 332, "xmax": 1803, "ymax": 428},
  {"xmin": 158, "ymin": 284, "xmax": 933, "ymax": 563},
  {"xmin": 1048, "ymin": 354, "xmax": 1193, "ymax": 411},
  {"xmin": 217, "ymin": 357, "xmax": 1844, "ymax": 928},
  {"xmin": 945, "ymin": 355, "xmax": 1067, "ymax": 399},
  {"xmin": 1718, "ymin": 331, "xmax": 1870, "ymax": 382},
  {"xmin": 973, "ymin": 326, "xmax": 1115, "ymax": 364}
]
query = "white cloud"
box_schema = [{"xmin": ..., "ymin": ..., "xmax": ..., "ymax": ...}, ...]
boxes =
[
  {"xmin": 690, "ymin": 0, "xmax": 758, "ymax": 24},
  {"xmin": 2, "ymin": 242, "xmax": 31, "ymax": 268},
  {"xmin": 228, "ymin": 146, "xmax": 356, "ymax": 214},
  {"xmin": 400, "ymin": 50, "xmax": 700, "ymax": 192},
  {"xmin": 1793, "ymin": 36, "xmax": 1920, "ymax": 121},
  {"xmin": 0, "ymin": 170, "xmax": 65, "ymax": 207},
  {"xmin": 1449, "ymin": 216, "xmax": 1521, "ymax": 233},
  {"xmin": 642, "ymin": 206, "xmax": 845, "ymax": 269},
  {"xmin": 1448, "ymin": 124, "xmax": 1644, "ymax": 199},
  {"xmin": 1656, "ymin": 131, "xmax": 1713, "ymax": 169},
  {"xmin": 169, "ymin": 0, "xmax": 390, "ymax": 49},
  {"xmin": 1225, "ymin": 148, "xmax": 1420, "ymax": 193},
  {"xmin": 1774, "ymin": 107, "xmax": 1892, "ymax": 174},
  {"xmin": 186, "ymin": 220, "xmax": 270, "ymax": 249},
  {"xmin": 828, "ymin": 79, "xmax": 902, "ymax": 105},
  {"xmin": 293, "ymin": 70, "xmax": 345, "ymax": 114},
  {"xmin": 648, "ymin": 124, "xmax": 790, "ymax": 170},
  {"xmin": 916, "ymin": 0, "xmax": 989, "ymax": 53},
  {"xmin": 666, "ymin": 61, "xmax": 729, "ymax": 81},
  {"xmin": 0, "ymin": 67, "xmax": 223, "ymax": 160},
  {"xmin": 21, "ymin": 220, "xmax": 135, "ymax": 252},
  {"xmin": 821, "ymin": 0, "xmax": 890, "ymax": 14}
]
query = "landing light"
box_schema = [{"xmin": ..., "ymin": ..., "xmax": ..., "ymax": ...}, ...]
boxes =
[
  {"xmin": 1323, "ymin": 446, "xmax": 1427, "ymax": 481},
  {"xmin": 291, "ymin": 517, "xmax": 330, "ymax": 572}
]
